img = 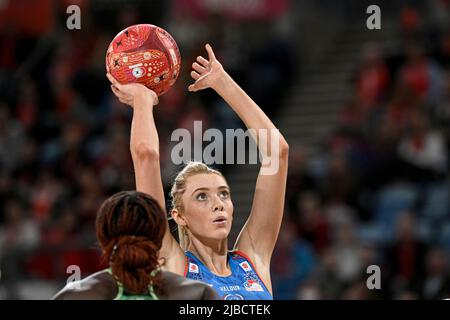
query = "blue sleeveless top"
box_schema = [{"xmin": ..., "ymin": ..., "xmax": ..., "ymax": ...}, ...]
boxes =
[{"xmin": 184, "ymin": 250, "xmax": 273, "ymax": 300}]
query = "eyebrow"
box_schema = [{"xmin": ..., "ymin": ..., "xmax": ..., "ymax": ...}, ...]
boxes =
[{"xmin": 191, "ymin": 186, "xmax": 229, "ymax": 195}]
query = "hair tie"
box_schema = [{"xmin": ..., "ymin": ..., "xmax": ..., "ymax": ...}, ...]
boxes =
[{"xmin": 110, "ymin": 243, "xmax": 119, "ymax": 262}]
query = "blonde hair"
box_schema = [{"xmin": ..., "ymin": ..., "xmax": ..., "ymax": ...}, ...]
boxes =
[{"xmin": 170, "ymin": 161, "xmax": 226, "ymax": 250}]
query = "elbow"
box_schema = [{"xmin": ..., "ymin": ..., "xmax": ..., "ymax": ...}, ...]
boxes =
[{"xmin": 131, "ymin": 142, "xmax": 159, "ymax": 161}]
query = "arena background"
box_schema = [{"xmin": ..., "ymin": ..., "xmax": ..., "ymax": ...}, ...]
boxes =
[{"xmin": 0, "ymin": 0, "xmax": 449, "ymax": 300}]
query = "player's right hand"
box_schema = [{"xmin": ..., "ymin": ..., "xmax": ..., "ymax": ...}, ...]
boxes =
[{"xmin": 107, "ymin": 73, "xmax": 158, "ymax": 108}]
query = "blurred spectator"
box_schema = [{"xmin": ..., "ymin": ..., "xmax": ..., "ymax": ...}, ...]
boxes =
[
  {"xmin": 399, "ymin": 44, "xmax": 445, "ymax": 107},
  {"xmin": 30, "ymin": 171, "xmax": 66, "ymax": 224},
  {"xmin": 385, "ymin": 211, "xmax": 428, "ymax": 298},
  {"xmin": 296, "ymin": 280, "xmax": 322, "ymax": 300},
  {"xmin": 435, "ymin": 31, "xmax": 450, "ymax": 69},
  {"xmin": 43, "ymin": 205, "xmax": 80, "ymax": 247},
  {"xmin": 354, "ymin": 43, "xmax": 390, "ymax": 109},
  {"xmin": 420, "ymin": 247, "xmax": 450, "ymax": 299},
  {"xmin": 322, "ymin": 151, "xmax": 358, "ymax": 207},
  {"xmin": 399, "ymin": 6, "xmax": 422, "ymax": 43},
  {"xmin": 434, "ymin": 71, "xmax": 450, "ymax": 128},
  {"xmin": 0, "ymin": 104, "xmax": 26, "ymax": 172},
  {"xmin": 428, "ymin": 0, "xmax": 450, "ymax": 35},
  {"xmin": 271, "ymin": 217, "xmax": 316, "ymax": 299},
  {"xmin": 330, "ymin": 221, "xmax": 364, "ymax": 285},
  {"xmin": 386, "ymin": 83, "xmax": 420, "ymax": 131},
  {"xmin": 286, "ymin": 146, "xmax": 317, "ymax": 213},
  {"xmin": 294, "ymin": 192, "xmax": 330, "ymax": 254},
  {"xmin": 337, "ymin": 96, "xmax": 368, "ymax": 136},
  {"xmin": 364, "ymin": 112, "xmax": 403, "ymax": 189},
  {"xmin": 0, "ymin": 199, "xmax": 40, "ymax": 299},
  {"xmin": 341, "ymin": 280, "xmax": 371, "ymax": 300},
  {"xmin": 304, "ymin": 248, "xmax": 342, "ymax": 299},
  {"xmin": 398, "ymin": 109, "xmax": 448, "ymax": 181},
  {"xmin": 325, "ymin": 202, "xmax": 358, "ymax": 231},
  {"xmin": 74, "ymin": 167, "xmax": 105, "ymax": 234}
]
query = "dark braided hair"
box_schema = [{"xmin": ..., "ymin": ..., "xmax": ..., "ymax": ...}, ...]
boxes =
[{"xmin": 96, "ymin": 191, "xmax": 165, "ymax": 295}]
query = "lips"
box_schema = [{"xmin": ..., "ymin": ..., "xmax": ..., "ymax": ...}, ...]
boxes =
[{"xmin": 213, "ymin": 216, "xmax": 227, "ymax": 224}]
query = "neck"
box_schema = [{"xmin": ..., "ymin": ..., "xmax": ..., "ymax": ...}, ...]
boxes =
[{"xmin": 187, "ymin": 237, "xmax": 231, "ymax": 276}]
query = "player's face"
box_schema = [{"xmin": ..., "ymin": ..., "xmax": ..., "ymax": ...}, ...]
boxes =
[{"xmin": 181, "ymin": 173, "xmax": 233, "ymax": 242}]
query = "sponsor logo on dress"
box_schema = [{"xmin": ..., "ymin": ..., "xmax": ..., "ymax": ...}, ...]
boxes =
[
  {"xmin": 188, "ymin": 263, "xmax": 199, "ymax": 273},
  {"xmin": 220, "ymin": 285, "xmax": 241, "ymax": 292},
  {"xmin": 223, "ymin": 293, "xmax": 244, "ymax": 300},
  {"xmin": 239, "ymin": 261, "xmax": 252, "ymax": 272},
  {"xmin": 244, "ymin": 279, "xmax": 264, "ymax": 292}
]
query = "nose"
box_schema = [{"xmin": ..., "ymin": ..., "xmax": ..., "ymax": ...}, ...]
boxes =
[{"xmin": 212, "ymin": 195, "xmax": 224, "ymax": 212}]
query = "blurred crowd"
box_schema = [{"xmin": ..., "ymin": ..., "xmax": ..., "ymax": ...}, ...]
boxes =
[
  {"xmin": 0, "ymin": 0, "xmax": 449, "ymax": 300},
  {"xmin": 272, "ymin": 2, "xmax": 450, "ymax": 299}
]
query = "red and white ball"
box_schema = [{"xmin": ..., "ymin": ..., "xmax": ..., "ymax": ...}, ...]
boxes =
[{"xmin": 106, "ymin": 24, "xmax": 181, "ymax": 96}]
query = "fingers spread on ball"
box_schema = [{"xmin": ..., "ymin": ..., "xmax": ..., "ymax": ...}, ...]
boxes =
[
  {"xmin": 118, "ymin": 95, "xmax": 132, "ymax": 105},
  {"xmin": 111, "ymin": 85, "xmax": 128, "ymax": 101},
  {"xmin": 106, "ymin": 73, "xmax": 121, "ymax": 88},
  {"xmin": 106, "ymin": 73, "xmax": 114, "ymax": 83},
  {"xmin": 150, "ymin": 90, "xmax": 159, "ymax": 105},
  {"xmin": 110, "ymin": 84, "xmax": 121, "ymax": 95}
]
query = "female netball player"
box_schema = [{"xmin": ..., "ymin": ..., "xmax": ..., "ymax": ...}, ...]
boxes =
[
  {"xmin": 107, "ymin": 43, "xmax": 289, "ymax": 300},
  {"xmin": 52, "ymin": 191, "xmax": 218, "ymax": 300}
]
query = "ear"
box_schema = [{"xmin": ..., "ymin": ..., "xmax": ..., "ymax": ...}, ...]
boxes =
[{"xmin": 171, "ymin": 208, "xmax": 187, "ymax": 227}]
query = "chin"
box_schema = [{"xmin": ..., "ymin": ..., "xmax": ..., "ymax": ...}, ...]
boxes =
[{"xmin": 212, "ymin": 229, "xmax": 230, "ymax": 241}]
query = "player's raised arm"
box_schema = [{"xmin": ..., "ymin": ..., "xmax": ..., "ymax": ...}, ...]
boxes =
[
  {"xmin": 107, "ymin": 73, "xmax": 185, "ymax": 275},
  {"xmin": 188, "ymin": 45, "xmax": 289, "ymax": 290}
]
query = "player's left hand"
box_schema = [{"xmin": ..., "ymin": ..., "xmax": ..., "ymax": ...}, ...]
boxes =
[{"xmin": 188, "ymin": 44, "xmax": 225, "ymax": 92}]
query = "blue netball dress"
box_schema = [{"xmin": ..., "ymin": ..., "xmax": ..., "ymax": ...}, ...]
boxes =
[{"xmin": 184, "ymin": 250, "xmax": 273, "ymax": 300}]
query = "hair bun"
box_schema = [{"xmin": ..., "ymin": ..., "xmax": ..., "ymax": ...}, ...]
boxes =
[
  {"xmin": 112, "ymin": 236, "xmax": 158, "ymax": 268},
  {"xmin": 110, "ymin": 235, "xmax": 160, "ymax": 294}
]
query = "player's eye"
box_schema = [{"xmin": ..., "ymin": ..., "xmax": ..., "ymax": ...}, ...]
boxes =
[
  {"xmin": 219, "ymin": 190, "xmax": 229, "ymax": 199},
  {"xmin": 196, "ymin": 193, "xmax": 207, "ymax": 201}
]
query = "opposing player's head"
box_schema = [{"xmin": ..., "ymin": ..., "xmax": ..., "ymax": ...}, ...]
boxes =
[
  {"xmin": 170, "ymin": 162, "xmax": 234, "ymax": 250},
  {"xmin": 96, "ymin": 191, "xmax": 166, "ymax": 294}
]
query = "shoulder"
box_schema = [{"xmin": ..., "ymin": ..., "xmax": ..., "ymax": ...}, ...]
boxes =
[
  {"xmin": 160, "ymin": 271, "xmax": 218, "ymax": 300},
  {"xmin": 52, "ymin": 270, "xmax": 117, "ymax": 300}
]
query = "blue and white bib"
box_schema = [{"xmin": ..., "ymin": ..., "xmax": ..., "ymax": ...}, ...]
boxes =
[{"xmin": 184, "ymin": 250, "xmax": 273, "ymax": 300}]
